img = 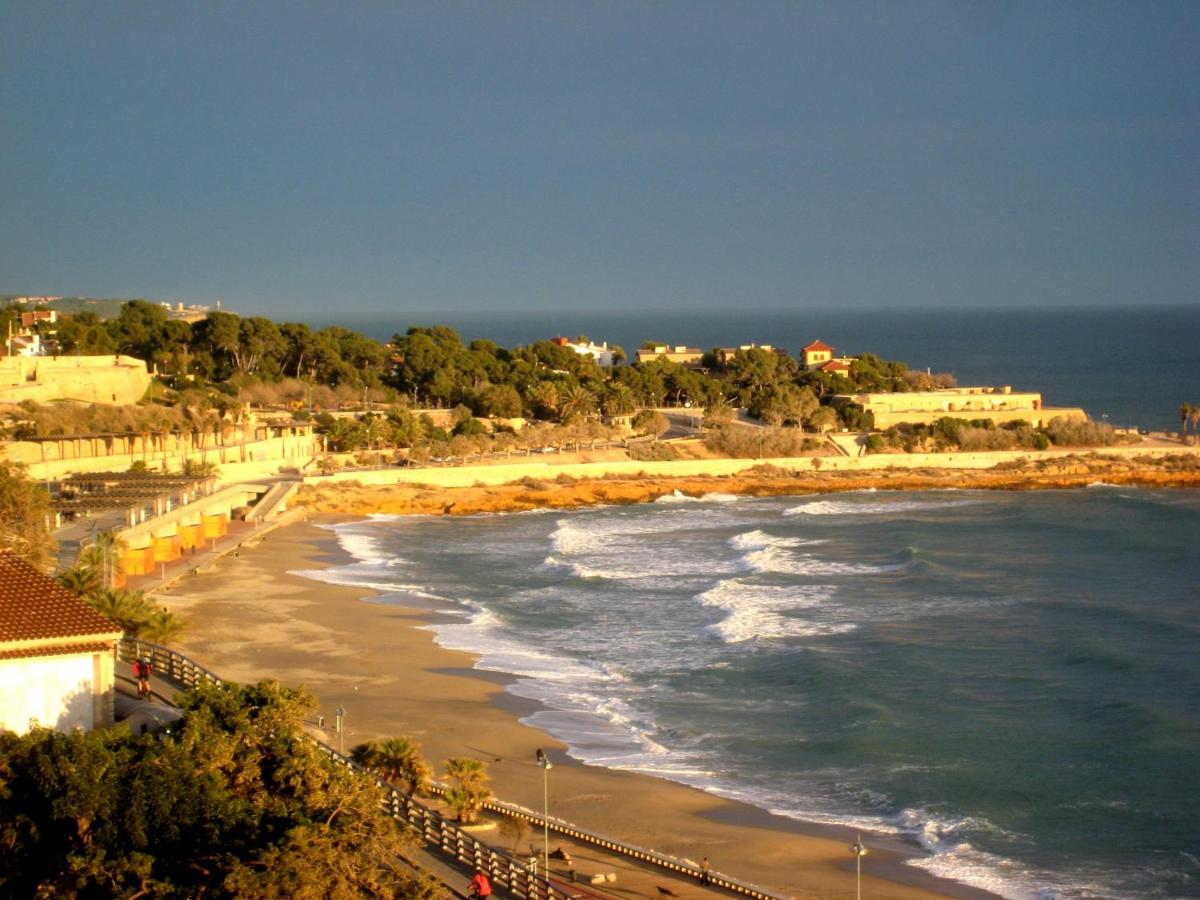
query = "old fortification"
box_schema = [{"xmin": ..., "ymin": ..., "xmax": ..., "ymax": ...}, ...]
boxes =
[{"xmin": 0, "ymin": 355, "xmax": 151, "ymax": 405}]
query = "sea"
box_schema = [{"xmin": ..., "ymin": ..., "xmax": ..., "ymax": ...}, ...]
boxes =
[{"xmin": 298, "ymin": 306, "xmax": 1200, "ymax": 898}]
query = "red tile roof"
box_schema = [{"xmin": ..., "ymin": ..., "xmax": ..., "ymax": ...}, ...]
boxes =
[
  {"xmin": 0, "ymin": 641, "xmax": 116, "ymax": 661},
  {"xmin": 818, "ymin": 360, "xmax": 851, "ymax": 373},
  {"xmin": 803, "ymin": 339, "xmax": 835, "ymax": 352},
  {"xmin": 0, "ymin": 553, "xmax": 123, "ymax": 645}
]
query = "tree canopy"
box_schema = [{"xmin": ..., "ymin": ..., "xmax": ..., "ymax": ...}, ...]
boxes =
[{"xmin": 0, "ymin": 680, "xmax": 438, "ymax": 898}]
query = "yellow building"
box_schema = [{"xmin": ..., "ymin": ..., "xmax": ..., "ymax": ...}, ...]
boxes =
[
  {"xmin": 834, "ymin": 386, "xmax": 1086, "ymax": 429},
  {"xmin": 634, "ymin": 344, "xmax": 704, "ymax": 366}
]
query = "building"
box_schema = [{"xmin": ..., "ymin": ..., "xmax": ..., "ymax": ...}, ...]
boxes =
[
  {"xmin": 0, "ymin": 553, "xmax": 123, "ymax": 735},
  {"xmin": 833, "ymin": 386, "xmax": 1087, "ymax": 429},
  {"xmin": 19, "ymin": 309, "xmax": 57, "ymax": 328},
  {"xmin": 802, "ymin": 339, "xmax": 836, "ymax": 370},
  {"xmin": 710, "ymin": 343, "xmax": 787, "ymax": 366},
  {"xmin": 552, "ymin": 337, "xmax": 616, "ymax": 367},
  {"xmin": 635, "ymin": 344, "xmax": 704, "ymax": 366}
]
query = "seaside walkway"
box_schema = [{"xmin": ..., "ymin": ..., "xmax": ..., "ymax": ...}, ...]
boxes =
[{"xmin": 115, "ymin": 639, "xmax": 787, "ymax": 900}]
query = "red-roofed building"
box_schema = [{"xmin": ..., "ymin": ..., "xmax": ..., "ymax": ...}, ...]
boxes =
[
  {"xmin": 802, "ymin": 339, "xmax": 836, "ymax": 370},
  {"xmin": 0, "ymin": 553, "xmax": 123, "ymax": 734},
  {"xmin": 817, "ymin": 359, "xmax": 852, "ymax": 376}
]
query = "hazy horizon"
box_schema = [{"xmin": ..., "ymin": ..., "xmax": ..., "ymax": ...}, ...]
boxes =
[{"xmin": 2, "ymin": 2, "xmax": 1196, "ymax": 317}]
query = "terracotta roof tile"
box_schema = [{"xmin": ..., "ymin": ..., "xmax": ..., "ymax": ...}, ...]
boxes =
[
  {"xmin": 0, "ymin": 641, "xmax": 115, "ymax": 661},
  {"xmin": 0, "ymin": 553, "xmax": 123, "ymax": 643}
]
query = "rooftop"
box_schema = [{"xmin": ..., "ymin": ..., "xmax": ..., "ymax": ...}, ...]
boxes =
[{"xmin": 0, "ymin": 553, "xmax": 122, "ymax": 645}]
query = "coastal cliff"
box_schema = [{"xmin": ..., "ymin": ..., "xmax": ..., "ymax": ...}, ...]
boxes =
[{"xmin": 294, "ymin": 451, "xmax": 1200, "ymax": 517}]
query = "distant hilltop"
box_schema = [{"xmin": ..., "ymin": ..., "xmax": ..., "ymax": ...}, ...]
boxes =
[{"xmin": 0, "ymin": 295, "xmax": 228, "ymax": 322}]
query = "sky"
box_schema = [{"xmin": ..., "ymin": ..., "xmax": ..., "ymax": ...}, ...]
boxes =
[{"xmin": 1, "ymin": 1, "xmax": 1197, "ymax": 318}]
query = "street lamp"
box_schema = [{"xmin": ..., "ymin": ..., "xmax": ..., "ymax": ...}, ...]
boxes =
[
  {"xmin": 335, "ymin": 706, "xmax": 345, "ymax": 755},
  {"xmin": 536, "ymin": 748, "xmax": 552, "ymax": 881},
  {"xmin": 849, "ymin": 833, "xmax": 868, "ymax": 900}
]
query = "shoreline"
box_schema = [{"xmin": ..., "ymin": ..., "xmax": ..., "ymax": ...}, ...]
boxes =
[
  {"xmin": 164, "ymin": 514, "xmax": 999, "ymax": 899},
  {"xmin": 293, "ymin": 449, "xmax": 1200, "ymax": 518}
]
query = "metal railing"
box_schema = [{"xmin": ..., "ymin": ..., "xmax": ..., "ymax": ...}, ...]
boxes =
[{"xmin": 117, "ymin": 639, "xmax": 784, "ymax": 900}]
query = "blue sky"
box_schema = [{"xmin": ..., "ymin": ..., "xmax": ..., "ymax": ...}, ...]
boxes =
[{"xmin": 1, "ymin": 2, "xmax": 1196, "ymax": 317}]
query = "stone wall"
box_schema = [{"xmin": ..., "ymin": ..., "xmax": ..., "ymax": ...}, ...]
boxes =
[
  {"xmin": 0, "ymin": 355, "xmax": 151, "ymax": 405},
  {"xmin": 303, "ymin": 444, "xmax": 1199, "ymax": 489}
]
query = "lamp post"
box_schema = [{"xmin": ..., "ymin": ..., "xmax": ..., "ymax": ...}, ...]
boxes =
[
  {"xmin": 849, "ymin": 833, "xmax": 868, "ymax": 900},
  {"xmin": 335, "ymin": 706, "xmax": 345, "ymax": 755},
  {"xmin": 536, "ymin": 748, "xmax": 552, "ymax": 881}
]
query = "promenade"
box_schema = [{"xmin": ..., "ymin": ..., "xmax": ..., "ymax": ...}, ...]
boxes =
[{"xmin": 113, "ymin": 639, "xmax": 784, "ymax": 900}]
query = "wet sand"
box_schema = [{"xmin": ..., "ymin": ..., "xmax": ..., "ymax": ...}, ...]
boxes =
[{"xmin": 164, "ymin": 518, "xmax": 998, "ymax": 899}]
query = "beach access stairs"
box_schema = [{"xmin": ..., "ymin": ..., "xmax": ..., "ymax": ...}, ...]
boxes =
[{"xmin": 119, "ymin": 638, "xmax": 786, "ymax": 900}]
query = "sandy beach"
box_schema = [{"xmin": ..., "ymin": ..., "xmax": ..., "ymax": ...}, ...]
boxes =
[{"xmin": 161, "ymin": 515, "xmax": 1002, "ymax": 899}]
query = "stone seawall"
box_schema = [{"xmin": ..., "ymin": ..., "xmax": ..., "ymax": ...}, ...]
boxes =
[{"xmin": 304, "ymin": 444, "xmax": 1200, "ymax": 490}]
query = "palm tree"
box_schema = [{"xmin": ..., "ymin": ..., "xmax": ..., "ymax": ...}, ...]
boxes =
[
  {"xmin": 57, "ymin": 565, "xmax": 102, "ymax": 598},
  {"xmin": 1180, "ymin": 403, "xmax": 1193, "ymax": 443},
  {"xmin": 558, "ymin": 385, "xmax": 596, "ymax": 424},
  {"xmin": 1190, "ymin": 405, "xmax": 1200, "ymax": 446},
  {"xmin": 87, "ymin": 587, "xmax": 154, "ymax": 636},
  {"xmin": 443, "ymin": 756, "xmax": 492, "ymax": 824},
  {"xmin": 371, "ymin": 737, "xmax": 432, "ymax": 797},
  {"xmin": 79, "ymin": 529, "xmax": 125, "ymax": 589}
]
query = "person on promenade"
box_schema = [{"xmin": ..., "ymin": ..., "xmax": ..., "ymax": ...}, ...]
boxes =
[
  {"xmin": 468, "ymin": 870, "xmax": 492, "ymax": 900},
  {"xmin": 700, "ymin": 857, "xmax": 712, "ymax": 886},
  {"xmin": 136, "ymin": 658, "xmax": 151, "ymax": 699}
]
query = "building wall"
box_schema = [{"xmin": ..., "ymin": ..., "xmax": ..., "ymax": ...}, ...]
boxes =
[
  {"xmin": 0, "ymin": 355, "xmax": 151, "ymax": 405},
  {"xmin": 0, "ymin": 652, "xmax": 112, "ymax": 734},
  {"xmin": 2, "ymin": 431, "xmax": 317, "ymax": 482}
]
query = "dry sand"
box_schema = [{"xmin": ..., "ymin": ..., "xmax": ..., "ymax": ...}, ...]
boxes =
[{"xmin": 162, "ymin": 518, "xmax": 1001, "ymax": 899}]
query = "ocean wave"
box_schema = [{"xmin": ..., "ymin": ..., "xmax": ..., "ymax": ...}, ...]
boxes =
[
  {"xmin": 783, "ymin": 498, "xmax": 982, "ymax": 517},
  {"xmin": 728, "ymin": 528, "xmax": 826, "ymax": 551},
  {"xmin": 697, "ymin": 580, "xmax": 852, "ymax": 643},
  {"xmin": 655, "ymin": 490, "xmax": 741, "ymax": 504},
  {"xmin": 744, "ymin": 545, "xmax": 902, "ymax": 577}
]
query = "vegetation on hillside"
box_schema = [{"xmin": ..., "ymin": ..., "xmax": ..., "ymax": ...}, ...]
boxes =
[
  {"xmin": 0, "ymin": 460, "xmax": 55, "ymax": 569},
  {"xmin": 0, "ymin": 680, "xmax": 438, "ymax": 898}
]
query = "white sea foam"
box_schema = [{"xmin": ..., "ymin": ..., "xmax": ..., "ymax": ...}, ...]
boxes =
[
  {"xmin": 728, "ymin": 528, "xmax": 825, "ymax": 550},
  {"xmin": 744, "ymin": 545, "xmax": 899, "ymax": 576},
  {"xmin": 783, "ymin": 498, "xmax": 981, "ymax": 517},
  {"xmin": 697, "ymin": 579, "xmax": 854, "ymax": 642},
  {"xmin": 655, "ymin": 490, "xmax": 741, "ymax": 504}
]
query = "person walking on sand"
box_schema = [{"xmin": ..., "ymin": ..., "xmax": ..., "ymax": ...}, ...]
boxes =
[
  {"xmin": 700, "ymin": 857, "xmax": 712, "ymax": 886},
  {"xmin": 468, "ymin": 870, "xmax": 492, "ymax": 900}
]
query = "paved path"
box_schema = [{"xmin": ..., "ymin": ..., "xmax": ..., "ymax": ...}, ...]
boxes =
[{"xmin": 113, "ymin": 665, "xmax": 749, "ymax": 900}]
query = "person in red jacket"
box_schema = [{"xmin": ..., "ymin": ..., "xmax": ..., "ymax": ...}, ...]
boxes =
[{"xmin": 469, "ymin": 871, "xmax": 492, "ymax": 900}]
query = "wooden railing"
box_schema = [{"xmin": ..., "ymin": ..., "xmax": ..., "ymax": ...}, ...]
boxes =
[{"xmin": 118, "ymin": 639, "xmax": 784, "ymax": 900}]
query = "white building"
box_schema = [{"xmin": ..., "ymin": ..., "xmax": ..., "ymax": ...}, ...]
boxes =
[
  {"xmin": 0, "ymin": 553, "xmax": 123, "ymax": 735},
  {"xmin": 554, "ymin": 337, "xmax": 616, "ymax": 367}
]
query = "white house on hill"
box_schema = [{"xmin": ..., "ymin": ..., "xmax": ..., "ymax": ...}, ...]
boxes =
[{"xmin": 0, "ymin": 553, "xmax": 123, "ymax": 734}]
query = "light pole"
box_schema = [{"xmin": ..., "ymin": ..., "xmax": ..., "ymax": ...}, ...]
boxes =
[
  {"xmin": 536, "ymin": 748, "xmax": 552, "ymax": 881},
  {"xmin": 849, "ymin": 833, "xmax": 868, "ymax": 900},
  {"xmin": 335, "ymin": 706, "xmax": 345, "ymax": 755}
]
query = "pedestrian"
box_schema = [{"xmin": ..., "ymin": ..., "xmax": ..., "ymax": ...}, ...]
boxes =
[
  {"xmin": 700, "ymin": 857, "xmax": 712, "ymax": 886},
  {"xmin": 136, "ymin": 658, "xmax": 151, "ymax": 699},
  {"xmin": 468, "ymin": 870, "xmax": 492, "ymax": 900}
]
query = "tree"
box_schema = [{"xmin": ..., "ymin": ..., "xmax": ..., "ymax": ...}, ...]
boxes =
[
  {"xmin": 353, "ymin": 737, "xmax": 432, "ymax": 798},
  {"xmin": 0, "ymin": 462, "xmax": 54, "ymax": 570},
  {"xmin": 1181, "ymin": 403, "xmax": 1194, "ymax": 443},
  {"xmin": 443, "ymin": 757, "xmax": 492, "ymax": 825},
  {"xmin": 557, "ymin": 385, "xmax": 596, "ymax": 423},
  {"xmin": 0, "ymin": 680, "xmax": 438, "ymax": 898}
]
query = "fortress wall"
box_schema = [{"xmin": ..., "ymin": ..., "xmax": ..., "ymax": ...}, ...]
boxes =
[
  {"xmin": 1, "ymin": 433, "xmax": 317, "ymax": 482},
  {"xmin": 871, "ymin": 407, "xmax": 1086, "ymax": 429},
  {"xmin": 0, "ymin": 355, "xmax": 151, "ymax": 405},
  {"xmin": 303, "ymin": 444, "xmax": 1199, "ymax": 489}
]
